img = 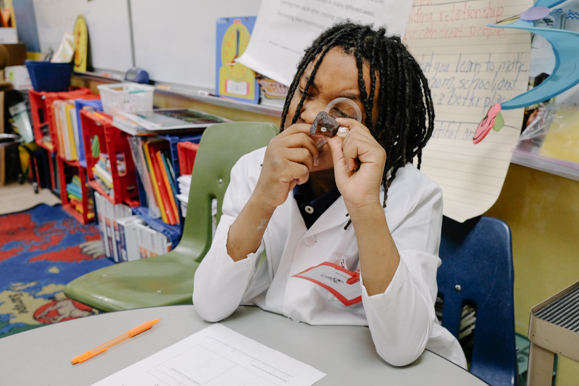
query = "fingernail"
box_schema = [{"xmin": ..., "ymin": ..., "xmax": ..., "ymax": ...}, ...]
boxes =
[
  {"xmin": 337, "ymin": 127, "xmax": 349, "ymax": 138},
  {"xmin": 314, "ymin": 157, "xmax": 319, "ymax": 167}
]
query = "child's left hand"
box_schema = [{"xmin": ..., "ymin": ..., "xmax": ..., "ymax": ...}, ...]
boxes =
[{"xmin": 327, "ymin": 118, "xmax": 386, "ymax": 210}]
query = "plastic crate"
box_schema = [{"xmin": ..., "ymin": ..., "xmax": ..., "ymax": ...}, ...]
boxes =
[
  {"xmin": 133, "ymin": 134, "xmax": 202, "ymax": 246},
  {"xmin": 135, "ymin": 134, "xmax": 201, "ymax": 210},
  {"xmin": 25, "ymin": 60, "xmax": 73, "ymax": 92},
  {"xmin": 132, "ymin": 205, "xmax": 182, "ymax": 248},
  {"xmin": 75, "ymin": 99, "xmax": 103, "ymax": 168},
  {"xmin": 28, "ymin": 89, "xmax": 97, "ymax": 153},
  {"xmin": 57, "ymin": 155, "xmax": 94, "ymax": 224},
  {"xmin": 97, "ymin": 82, "xmax": 155, "ymax": 115},
  {"xmin": 80, "ymin": 110, "xmax": 139, "ymax": 207},
  {"xmin": 177, "ymin": 141, "xmax": 199, "ymax": 176}
]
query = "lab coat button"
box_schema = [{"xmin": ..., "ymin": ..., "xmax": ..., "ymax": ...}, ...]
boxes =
[
  {"xmin": 304, "ymin": 205, "xmax": 314, "ymax": 214},
  {"xmin": 304, "ymin": 236, "xmax": 315, "ymax": 246}
]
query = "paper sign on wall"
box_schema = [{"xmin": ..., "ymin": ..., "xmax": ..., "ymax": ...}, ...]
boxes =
[
  {"xmin": 403, "ymin": 0, "xmax": 533, "ymax": 222},
  {"xmin": 237, "ymin": 0, "xmax": 413, "ymax": 86}
]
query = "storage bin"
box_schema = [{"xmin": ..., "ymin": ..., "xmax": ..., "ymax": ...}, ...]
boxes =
[
  {"xmin": 25, "ymin": 60, "xmax": 73, "ymax": 92},
  {"xmin": 28, "ymin": 88, "xmax": 96, "ymax": 153},
  {"xmin": 81, "ymin": 110, "xmax": 139, "ymax": 207},
  {"xmin": 57, "ymin": 156, "xmax": 94, "ymax": 224},
  {"xmin": 133, "ymin": 134, "xmax": 202, "ymax": 247},
  {"xmin": 75, "ymin": 99, "xmax": 103, "ymax": 168},
  {"xmin": 177, "ymin": 141, "xmax": 199, "ymax": 176},
  {"xmin": 97, "ymin": 83, "xmax": 155, "ymax": 115}
]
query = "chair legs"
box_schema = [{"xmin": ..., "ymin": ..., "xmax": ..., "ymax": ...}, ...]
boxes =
[{"xmin": 527, "ymin": 342, "xmax": 555, "ymax": 386}]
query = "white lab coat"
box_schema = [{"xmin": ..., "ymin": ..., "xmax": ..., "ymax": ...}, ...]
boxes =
[{"xmin": 193, "ymin": 147, "xmax": 466, "ymax": 368}]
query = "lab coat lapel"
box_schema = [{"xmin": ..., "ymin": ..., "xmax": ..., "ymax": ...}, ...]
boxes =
[
  {"xmin": 265, "ymin": 193, "xmax": 308, "ymax": 307},
  {"xmin": 307, "ymin": 195, "xmax": 349, "ymax": 236}
]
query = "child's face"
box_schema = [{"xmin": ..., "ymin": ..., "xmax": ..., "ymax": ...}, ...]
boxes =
[{"xmin": 285, "ymin": 47, "xmax": 380, "ymax": 172}]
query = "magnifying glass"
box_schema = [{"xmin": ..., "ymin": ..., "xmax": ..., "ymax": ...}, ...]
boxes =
[
  {"xmin": 325, "ymin": 97, "xmax": 362, "ymax": 123},
  {"xmin": 313, "ymin": 98, "xmax": 362, "ymax": 148}
]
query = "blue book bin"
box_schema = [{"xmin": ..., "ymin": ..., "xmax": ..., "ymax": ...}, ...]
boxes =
[
  {"xmin": 75, "ymin": 99, "xmax": 103, "ymax": 168},
  {"xmin": 25, "ymin": 60, "xmax": 73, "ymax": 92}
]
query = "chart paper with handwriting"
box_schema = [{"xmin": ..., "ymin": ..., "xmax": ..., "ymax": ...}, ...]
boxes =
[
  {"xmin": 92, "ymin": 324, "xmax": 325, "ymax": 386},
  {"xmin": 404, "ymin": 0, "xmax": 532, "ymax": 222}
]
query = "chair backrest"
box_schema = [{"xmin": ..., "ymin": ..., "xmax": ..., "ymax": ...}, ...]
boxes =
[
  {"xmin": 176, "ymin": 121, "xmax": 278, "ymax": 261},
  {"xmin": 438, "ymin": 216, "xmax": 517, "ymax": 386}
]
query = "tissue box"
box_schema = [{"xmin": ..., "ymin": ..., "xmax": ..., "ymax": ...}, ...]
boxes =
[{"xmin": 5, "ymin": 65, "xmax": 32, "ymax": 90}]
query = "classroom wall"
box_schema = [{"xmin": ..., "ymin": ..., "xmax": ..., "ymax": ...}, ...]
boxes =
[
  {"xmin": 485, "ymin": 164, "xmax": 579, "ymax": 386},
  {"xmin": 30, "ymin": 0, "xmax": 263, "ymax": 89},
  {"xmin": 13, "ymin": 0, "xmax": 41, "ymax": 53}
]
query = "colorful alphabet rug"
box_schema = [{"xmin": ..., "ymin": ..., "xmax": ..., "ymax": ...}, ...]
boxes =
[{"xmin": 0, "ymin": 204, "xmax": 113, "ymax": 339}]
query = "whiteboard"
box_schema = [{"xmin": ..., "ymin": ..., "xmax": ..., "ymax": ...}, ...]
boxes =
[
  {"xmin": 33, "ymin": 0, "xmax": 133, "ymax": 73},
  {"xmin": 130, "ymin": 0, "xmax": 262, "ymax": 89}
]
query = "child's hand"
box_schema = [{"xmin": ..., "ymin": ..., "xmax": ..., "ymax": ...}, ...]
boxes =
[
  {"xmin": 327, "ymin": 118, "xmax": 386, "ymax": 210},
  {"xmin": 255, "ymin": 123, "xmax": 319, "ymax": 210}
]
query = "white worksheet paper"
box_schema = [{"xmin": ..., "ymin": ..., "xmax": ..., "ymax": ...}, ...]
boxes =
[{"xmin": 92, "ymin": 324, "xmax": 326, "ymax": 386}]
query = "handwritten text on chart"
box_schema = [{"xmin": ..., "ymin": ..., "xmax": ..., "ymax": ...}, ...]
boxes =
[
  {"xmin": 417, "ymin": 53, "xmax": 527, "ymax": 113},
  {"xmin": 431, "ymin": 120, "xmax": 477, "ymax": 141},
  {"xmin": 405, "ymin": 2, "xmax": 507, "ymax": 41}
]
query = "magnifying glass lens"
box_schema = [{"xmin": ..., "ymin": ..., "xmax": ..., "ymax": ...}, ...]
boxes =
[
  {"xmin": 324, "ymin": 97, "xmax": 362, "ymax": 122},
  {"xmin": 328, "ymin": 101, "xmax": 358, "ymax": 120}
]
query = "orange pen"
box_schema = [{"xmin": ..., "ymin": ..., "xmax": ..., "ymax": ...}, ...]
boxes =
[{"xmin": 71, "ymin": 318, "xmax": 162, "ymax": 365}]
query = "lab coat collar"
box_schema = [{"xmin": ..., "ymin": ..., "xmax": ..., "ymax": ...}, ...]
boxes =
[{"xmin": 288, "ymin": 190, "xmax": 350, "ymax": 236}]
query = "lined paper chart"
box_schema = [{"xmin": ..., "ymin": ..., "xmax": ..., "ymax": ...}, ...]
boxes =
[
  {"xmin": 92, "ymin": 324, "xmax": 325, "ymax": 386},
  {"xmin": 404, "ymin": 0, "xmax": 533, "ymax": 222}
]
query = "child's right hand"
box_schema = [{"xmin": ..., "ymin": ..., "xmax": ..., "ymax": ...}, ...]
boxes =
[{"xmin": 255, "ymin": 123, "xmax": 319, "ymax": 210}]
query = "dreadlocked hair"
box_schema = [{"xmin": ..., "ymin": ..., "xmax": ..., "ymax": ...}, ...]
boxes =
[{"xmin": 280, "ymin": 22, "xmax": 435, "ymax": 211}]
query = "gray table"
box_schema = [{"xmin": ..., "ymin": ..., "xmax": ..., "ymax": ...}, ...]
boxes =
[{"xmin": 0, "ymin": 305, "xmax": 487, "ymax": 385}]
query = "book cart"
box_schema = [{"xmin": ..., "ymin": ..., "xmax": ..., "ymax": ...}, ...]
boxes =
[{"xmin": 132, "ymin": 134, "xmax": 202, "ymax": 248}]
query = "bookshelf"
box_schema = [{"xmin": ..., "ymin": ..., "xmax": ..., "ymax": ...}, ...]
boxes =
[{"xmin": 28, "ymin": 88, "xmax": 99, "ymax": 193}]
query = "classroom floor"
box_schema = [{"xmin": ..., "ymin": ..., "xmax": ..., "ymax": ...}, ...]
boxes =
[{"xmin": 0, "ymin": 182, "xmax": 61, "ymax": 215}]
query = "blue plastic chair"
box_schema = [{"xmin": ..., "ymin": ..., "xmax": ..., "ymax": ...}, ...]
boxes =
[{"xmin": 438, "ymin": 216, "xmax": 517, "ymax": 386}]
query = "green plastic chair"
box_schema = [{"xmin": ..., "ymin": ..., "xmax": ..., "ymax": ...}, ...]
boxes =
[{"xmin": 64, "ymin": 122, "xmax": 278, "ymax": 311}]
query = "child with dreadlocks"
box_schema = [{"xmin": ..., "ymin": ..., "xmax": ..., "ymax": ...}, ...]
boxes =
[{"xmin": 194, "ymin": 22, "xmax": 466, "ymax": 367}]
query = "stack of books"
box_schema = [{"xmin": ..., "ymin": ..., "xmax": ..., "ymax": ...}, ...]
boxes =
[
  {"xmin": 131, "ymin": 139, "xmax": 180, "ymax": 225},
  {"xmin": 94, "ymin": 192, "xmax": 171, "ymax": 262},
  {"xmin": 66, "ymin": 175, "xmax": 94, "ymax": 220},
  {"xmin": 92, "ymin": 153, "xmax": 126, "ymax": 199},
  {"xmin": 175, "ymin": 174, "xmax": 217, "ymax": 237},
  {"xmin": 112, "ymin": 108, "xmax": 228, "ymax": 135},
  {"xmin": 53, "ymin": 99, "xmax": 81, "ymax": 161},
  {"xmin": 176, "ymin": 174, "xmax": 191, "ymax": 216}
]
